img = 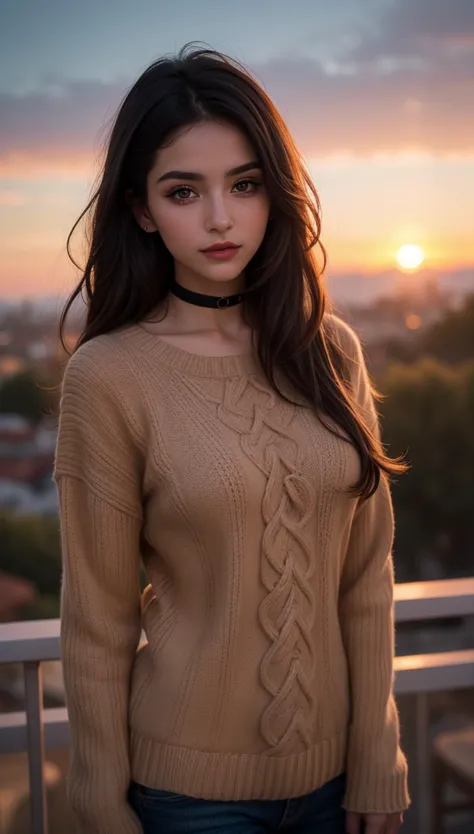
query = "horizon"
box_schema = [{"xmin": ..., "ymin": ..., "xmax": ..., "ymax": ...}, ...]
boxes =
[
  {"xmin": 2, "ymin": 264, "xmax": 473, "ymax": 312},
  {"xmin": 1, "ymin": 0, "xmax": 473, "ymax": 298}
]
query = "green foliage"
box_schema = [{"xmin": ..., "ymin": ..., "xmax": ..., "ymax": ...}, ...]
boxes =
[
  {"xmin": 0, "ymin": 510, "xmax": 148, "ymax": 621},
  {"xmin": 415, "ymin": 293, "xmax": 474, "ymax": 364},
  {"xmin": 22, "ymin": 594, "xmax": 61, "ymax": 621},
  {"xmin": 0, "ymin": 370, "xmax": 52, "ymax": 424},
  {"xmin": 381, "ymin": 358, "xmax": 474, "ymax": 579},
  {"xmin": 0, "ymin": 510, "xmax": 62, "ymax": 598}
]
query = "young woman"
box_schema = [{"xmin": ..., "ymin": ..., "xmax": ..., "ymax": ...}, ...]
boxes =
[{"xmin": 55, "ymin": 44, "xmax": 410, "ymax": 834}]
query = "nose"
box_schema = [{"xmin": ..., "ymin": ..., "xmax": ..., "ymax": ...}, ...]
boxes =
[{"xmin": 205, "ymin": 193, "xmax": 233, "ymax": 233}]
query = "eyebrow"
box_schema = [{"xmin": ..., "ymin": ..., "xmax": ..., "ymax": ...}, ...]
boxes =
[{"xmin": 156, "ymin": 161, "xmax": 261, "ymax": 184}]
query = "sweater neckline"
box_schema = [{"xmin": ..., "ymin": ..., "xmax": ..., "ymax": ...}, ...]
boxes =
[{"xmin": 122, "ymin": 323, "xmax": 260, "ymax": 378}]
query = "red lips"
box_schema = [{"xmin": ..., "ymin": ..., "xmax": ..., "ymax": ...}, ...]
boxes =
[{"xmin": 201, "ymin": 242, "xmax": 240, "ymax": 252}]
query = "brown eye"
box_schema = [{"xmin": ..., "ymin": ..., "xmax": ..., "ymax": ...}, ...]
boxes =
[{"xmin": 233, "ymin": 179, "xmax": 260, "ymax": 193}]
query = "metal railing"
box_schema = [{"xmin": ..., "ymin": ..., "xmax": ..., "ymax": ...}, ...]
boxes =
[{"xmin": 1, "ymin": 578, "xmax": 474, "ymax": 834}]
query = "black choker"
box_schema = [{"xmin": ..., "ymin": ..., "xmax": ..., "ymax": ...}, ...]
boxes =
[{"xmin": 170, "ymin": 280, "xmax": 243, "ymax": 309}]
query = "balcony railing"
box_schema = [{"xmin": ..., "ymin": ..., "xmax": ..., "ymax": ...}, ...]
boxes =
[{"xmin": 1, "ymin": 578, "xmax": 474, "ymax": 834}]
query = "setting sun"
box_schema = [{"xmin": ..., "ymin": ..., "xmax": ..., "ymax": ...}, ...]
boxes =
[{"xmin": 396, "ymin": 244, "xmax": 425, "ymax": 270}]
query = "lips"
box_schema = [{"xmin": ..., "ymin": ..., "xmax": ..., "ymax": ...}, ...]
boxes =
[{"xmin": 201, "ymin": 242, "xmax": 240, "ymax": 252}]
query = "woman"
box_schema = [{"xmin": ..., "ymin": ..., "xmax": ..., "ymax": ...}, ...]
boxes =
[{"xmin": 55, "ymin": 44, "xmax": 410, "ymax": 834}]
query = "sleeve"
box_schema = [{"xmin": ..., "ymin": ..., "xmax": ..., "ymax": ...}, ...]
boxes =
[
  {"xmin": 337, "ymin": 327, "xmax": 410, "ymax": 814},
  {"xmin": 54, "ymin": 343, "xmax": 143, "ymax": 834}
]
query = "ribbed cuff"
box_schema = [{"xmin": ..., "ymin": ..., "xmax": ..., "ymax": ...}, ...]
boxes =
[
  {"xmin": 343, "ymin": 755, "xmax": 410, "ymax": 813},
  {"xmin": 67, "ymin": 796, "xmax": 143, "ymax": 834}
]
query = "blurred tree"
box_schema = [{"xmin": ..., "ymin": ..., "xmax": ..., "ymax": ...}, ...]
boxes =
[
  {"xmin": 0, "ymin": 370, "xmax": 50, "ymax": 424},
  {"xmin": 380, "ymin": 358, "xmax": 474, "ymax": 580},
  {"xmin": 0, "ymin": 510, "xmax": 148, "ymax": 621},
  {"xmin": 415, "ymin": 293, "xmax": 474, "ymax": 364},
  {"xmin": 0, "ymin": 511, "xmax": 61, "ymax": 598},
  {"xmin": 22, "ymin": 593, "xmax": 61, "ymax": 621}
]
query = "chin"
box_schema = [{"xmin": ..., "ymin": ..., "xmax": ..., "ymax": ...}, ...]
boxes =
[
  {"xmin": 197, "ymin": 267, "xmax": 245, "ymax": 284},
  {"xmin": 204, "ymin": 271, "xmax": 243, "ymax": 283},
  {"xmin": 176, "ymin": 255, "xmax": 248, "ymax": 288}
]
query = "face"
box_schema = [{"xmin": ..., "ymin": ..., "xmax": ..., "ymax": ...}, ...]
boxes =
[{"xmin": 136, "ymin": 120, "xmax": 270, "ymax": 291}]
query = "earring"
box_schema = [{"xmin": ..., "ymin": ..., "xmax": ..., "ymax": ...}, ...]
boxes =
[{"xmin": 143, "ymin": 225, "xmax": 149, "ymax": 232}]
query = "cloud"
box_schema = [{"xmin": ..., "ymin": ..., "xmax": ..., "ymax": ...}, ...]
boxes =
[
  {"xmin": 0, "ymin": 150, "xmax": 98, "ymax": 179},
  {"xmin": 0, "ymin": 1, "xmax": 473, "ymax": 174},
  {"xmin": 260, "ymin": 0, "xmax": 474, "ymax": 155},
  {"xmin": 383, "ymin": 0, "xmax": 474, "ymax": 43},
  {"xmin": 257, "ymin": 56, "xmax": 474, "ymax": 156},
  {"xmin": 347, "ymin": 0, "xmax": 474, "ymax": 62},
  {"xmin": 0, "ymin": 78, "xmax": 125, "ymax": 177}
]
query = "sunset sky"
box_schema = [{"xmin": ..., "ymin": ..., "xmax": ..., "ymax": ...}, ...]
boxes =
[{"xmin": 1, "ymin": 0, "xmax": 473, "ymax": 298}]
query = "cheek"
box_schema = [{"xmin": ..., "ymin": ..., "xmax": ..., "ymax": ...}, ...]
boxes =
[
  {"xmin": 153, "ymin": 206, "xmax": 197, "ymax": 253},
  {"xmin": 245, "ymin": 196, "xmax": 270, "ymax": 239}
]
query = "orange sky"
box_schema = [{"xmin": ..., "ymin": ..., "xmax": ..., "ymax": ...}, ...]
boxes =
[
  {"xmin": 1, "ymin": 0, "xmax": 473, "ymax": 297},
  {"xmin": 1, "ymin": 149, "xmax": 472, "ymax": 298}
]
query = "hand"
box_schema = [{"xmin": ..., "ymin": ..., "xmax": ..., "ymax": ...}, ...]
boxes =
[{"xmin": 346, "ymin": 811, "xmax": 404, "ymax": 834}]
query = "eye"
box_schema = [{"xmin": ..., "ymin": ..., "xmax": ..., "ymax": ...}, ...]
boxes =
[
  {"xmin": 232, "ymin": 178, "xmax": 261, "ymax": 194},
  {"xmin": 167, "ymin": 178, "xmax": 261, "ymax": 203},
  {"xmin": 168, "ymin": 186, "xmax": 195, "ymax": 203}
]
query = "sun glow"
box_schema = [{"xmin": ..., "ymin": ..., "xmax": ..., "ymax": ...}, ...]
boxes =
[{"xmin": 396, "ymin": 244, "xmax": 425, "ymax": 270}]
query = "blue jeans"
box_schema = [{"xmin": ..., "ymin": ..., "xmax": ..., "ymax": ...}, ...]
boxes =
[{"xmin": 128, "ymin": 771, "xmax": 346, "ymax": 833}]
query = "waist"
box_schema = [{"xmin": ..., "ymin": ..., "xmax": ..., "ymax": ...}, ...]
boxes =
[{"xmin": 129, "ymin": 729, "xmax": 348, "ymax": 801}]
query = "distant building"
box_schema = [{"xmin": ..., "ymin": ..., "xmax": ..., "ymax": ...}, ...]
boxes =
[
  {"xmin": 346, "ymin": 275, "xmax": 450, "ymax": 347},
  {"xmin": 0, "ymin": 414, "xmax": 57, "ymax": 514},
  {"xmin": 0, "ymin": 479, "xmax": 58, "ymax": 516}
]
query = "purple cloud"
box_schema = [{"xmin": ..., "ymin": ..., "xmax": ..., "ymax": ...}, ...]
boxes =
[
  {"xmin": 0, "ymin": 78, "xmax": 125, "ymax": 156},
  {"xmin": 348, "ymin": 0, "xmax": 474, "ymax": 62},
  {"xmin": 1, "ymin": 0, "xmax": 473, "ymax": 172}
]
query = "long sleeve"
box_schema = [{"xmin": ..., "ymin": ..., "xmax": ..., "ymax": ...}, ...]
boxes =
[
  {"xmin": 338, "ymin": 326, "xmax": 410, "ymax": 813},
  {"xmin": 54, "ymin": 342, "xmax": 144, "ymax": 834}
]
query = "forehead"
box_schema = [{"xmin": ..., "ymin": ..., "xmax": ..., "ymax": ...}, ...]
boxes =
[{"xmin": 153, "ymin": 121, "xmax": 256, "ymax": 174}]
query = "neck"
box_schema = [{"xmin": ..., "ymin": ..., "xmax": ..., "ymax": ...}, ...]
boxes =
[
  {"xmin": 167, "ymin": 270, "xmax": 246, "ymax": 334},
  {"xmin": 165, "ymin": 294, "xmax": 245, "ymax": 334}
]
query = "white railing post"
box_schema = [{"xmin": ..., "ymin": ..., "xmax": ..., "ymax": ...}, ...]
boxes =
[{"xmin": 24, "ymin": 660, "xmax": 48, "ymax": 834}]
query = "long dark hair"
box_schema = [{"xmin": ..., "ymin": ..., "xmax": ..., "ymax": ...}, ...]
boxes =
[{"xmin": 60, "ymin": 43, "xmax": 406, "ymax": 499}]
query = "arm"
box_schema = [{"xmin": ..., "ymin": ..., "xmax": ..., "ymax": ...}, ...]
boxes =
[
  {"xmin": 54, "ymin": 341, "xmax": 143, "ymax": 834},
  {"xmin": 337, "ymin": 327, "xmax": 410, "ymax": 813}
]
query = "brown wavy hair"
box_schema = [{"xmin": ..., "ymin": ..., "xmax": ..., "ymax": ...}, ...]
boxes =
[{"xmin": 59, "ymin": 42, "xmax": 406, "ymax": 500}]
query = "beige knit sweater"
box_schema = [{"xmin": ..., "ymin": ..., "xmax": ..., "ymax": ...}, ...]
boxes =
[{"xmin": 54, "ymin": 316, "xmax": 409, "ymax": 834}]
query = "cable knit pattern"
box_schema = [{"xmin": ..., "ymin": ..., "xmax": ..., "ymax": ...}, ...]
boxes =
[
  {"xmin": 205, "ymin": 376, "xmax": 317, "ymax": 754},
  {"xmin": 54, "ymin": 317, "xmax": 410, "ymax": 833}
]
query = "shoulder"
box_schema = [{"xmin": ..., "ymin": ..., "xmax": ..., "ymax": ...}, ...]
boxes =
[
  {"xmin": 55, "ymin": 332, "xmax": 144, "ymax": 509},
  {"xmin": 64, "ymin": 331, "xmax": 124, "ymax": 378},
  {"xmin": 59, "ymin": 331, "xmax": 145, "ymax": 441},
  {"xmin": 324, "ymin": 313, "xmax": 379, "ymax": 432},
  {"xmin": 61, "ymin": 331, "xmax": 135, "ymax": 403},
  {"xmin": 323, "ymin": 313, "xmax": 361, "ymax": 355},
  {"xmin": 57, "ymin": 330, "xmax": 145, "ymax": 456},
  {"xmin": 323, "ymin": 313, "xmax": 366, "ymax": 377},
  {"xmin": 59, "ymin": 328, "xmax": 147, "ymax": 446}
]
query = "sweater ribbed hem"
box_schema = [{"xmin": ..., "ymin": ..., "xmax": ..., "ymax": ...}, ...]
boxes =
[{"xmin": 130, "ymin": 729, "xmax": 347, "ymax": 801}]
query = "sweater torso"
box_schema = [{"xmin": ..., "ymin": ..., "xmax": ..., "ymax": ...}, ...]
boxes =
[
  {"xmin": 54, "ymin": 318, "xmax": 409, "ymax": 832},
  {"xmin": 121, "ymin": 326, "xmax": 359, "ymax": 783}
]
